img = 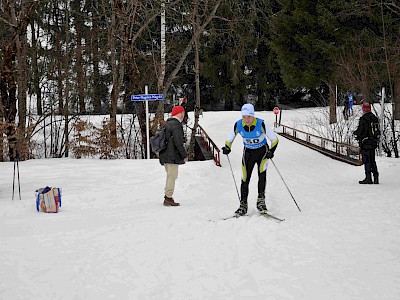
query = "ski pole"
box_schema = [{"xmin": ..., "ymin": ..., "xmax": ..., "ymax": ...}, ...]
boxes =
[
  {"xmin": 271, "ymin": 159, "xmax": 301, "ymax": 212},
  {"xmin": 226, "ymin": 154, "xmax": 241, "ymax": 202}
]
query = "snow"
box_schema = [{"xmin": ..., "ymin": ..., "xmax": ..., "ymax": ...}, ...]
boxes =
[{"xmin": 1, "ymin": 109, "xmax": 400, "ymax": 299}]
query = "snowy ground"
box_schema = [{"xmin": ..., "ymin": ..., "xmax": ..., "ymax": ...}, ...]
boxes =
[{"xmin": 1, "ymin": 109, "xmax": 400, "ymax": 299}]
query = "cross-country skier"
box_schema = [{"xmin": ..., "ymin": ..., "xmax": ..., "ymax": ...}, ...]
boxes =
[{"xmin": 221, "ymin": 103, "xmax": 279, "ymax": 216}]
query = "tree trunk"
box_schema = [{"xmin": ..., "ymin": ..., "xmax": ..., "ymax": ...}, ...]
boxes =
[
  {"xmin": 329, "ymin": 83, "xmax": 337, "ymax": 124},
  {"xmin": 155, "ymin": 0, "xmax": 167, "ymax": 128},
  {"xmin": 31, "ymin": 19, "xmax": 42, "ymax": 115},
  {"xmin": 189, "ymin": 2, "xmax": 201, "ymax": 160},
  {"xmin": 109, "ymin": 0, "xmax": 118, "ymax": 143},
  {"xmin": 394, "ymin": 76, "xmax": 400, "ymax": 121}
]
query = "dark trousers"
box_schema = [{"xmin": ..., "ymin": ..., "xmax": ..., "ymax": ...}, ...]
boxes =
[
  {"xmin": 361, "ymin": 148, "xmax": 378, "ymax": 174},
  {"xmin": 240, "ymin": 145, "xmax": 268, "ymax": 202}
]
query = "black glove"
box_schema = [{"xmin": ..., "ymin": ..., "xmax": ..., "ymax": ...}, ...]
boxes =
[
  {"xmin": 265, "ymin": 150, "xmax": 274, "ymax": 159},
  {"xmin": 222, "ymin": 146, "xmax": 231, "ymax": 155}
]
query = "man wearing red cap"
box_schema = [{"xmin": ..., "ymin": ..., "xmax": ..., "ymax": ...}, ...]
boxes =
[
  {"xmin": 159, "ymin": 106, "xmax": 188, "ymax": 206},
  {"xmin": 354, "ymin": 102, "xmax": 380, "ymax": 184}
]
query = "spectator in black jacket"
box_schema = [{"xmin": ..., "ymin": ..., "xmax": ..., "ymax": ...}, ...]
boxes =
[
  {"xmin": 159, "ymin": 106, "xmax": 188, "ymax": 206},
  {"xmin": 353, "ymin": 102, "xmax": 380, "ymax": 184}
]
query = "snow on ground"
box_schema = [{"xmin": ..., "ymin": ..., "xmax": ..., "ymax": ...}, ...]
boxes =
[{"xmin": 1, "ymin": 109, "xmax": 400, "ymax": 299}]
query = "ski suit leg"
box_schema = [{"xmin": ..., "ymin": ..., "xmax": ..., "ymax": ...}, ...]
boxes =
[
  {"xmin": 256, "ymin": 145, "xmax": 268, "ymax": 195},
  {"xmin": 240, "ymin": 146, "xmax": 267, "ymax": 201},
  {"xmin": 240, "ymin": 148, "xmax": 257, "ymax": 203}
]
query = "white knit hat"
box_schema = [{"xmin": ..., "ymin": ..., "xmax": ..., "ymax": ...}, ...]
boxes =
[{"xmin": 241, "ymin": 103, "xmax": 255, "ymax": 117}]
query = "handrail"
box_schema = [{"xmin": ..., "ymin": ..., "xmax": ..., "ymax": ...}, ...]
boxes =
[
  {"xmin": 196, "ymin": 124, "xmax": 221, "ymax": 166},
  {"xmin": 277, "ymin": 123, "xmax": 362, "ymax": 164}
]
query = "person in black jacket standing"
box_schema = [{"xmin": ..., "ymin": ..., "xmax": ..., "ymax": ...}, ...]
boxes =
[
  {"xmin": 159, "ymin": 106, "xmax": 188, "ymax": 206},
  {"xmin": 354, "ymin": 102, "xmax": 380, "ymax": 184}
]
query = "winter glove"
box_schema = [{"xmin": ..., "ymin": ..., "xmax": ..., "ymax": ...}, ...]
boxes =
[
  {"xmin": 265, "ymin": 150, "xmax": 274, "ymax": 159},
  {"xmin": 222, "ymin": 146, "xmax": 231, "ymax": 155}
]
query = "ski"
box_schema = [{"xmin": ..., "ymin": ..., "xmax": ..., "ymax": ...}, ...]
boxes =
[
  {"xmin": 210, "ymin": 212, "xmax": 284, "ymax": 222},
  {"xmin": 259, "ymin": 211, "xmax": 285, "ymax": 222},
  {"xmin": 222, "ymin": 213, "xmax": 249, "ymax": 220}
]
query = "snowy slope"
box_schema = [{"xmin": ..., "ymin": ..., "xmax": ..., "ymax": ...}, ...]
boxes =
[{"xmin": 1, "ymin": 109, "xmax": 400, "ymax": 300}]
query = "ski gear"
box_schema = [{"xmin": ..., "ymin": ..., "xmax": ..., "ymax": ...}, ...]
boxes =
[
  {"xmin": 256, "ymin": 194, "xmax": 267, "ymax": 212},
  {"xmin": 259, "ymin": 211, "xmax": 285, "ymax": 222},
  {"xmin": 235, "ymin": 202, "xmax": 248, "ymax": 216},
  {"xmin": 241, "ymin": 103, "xmax": 255, "ymax": 117},
  {"xmin": 265, "ymin": 150, "xmax": 274, "ymax": 159},
  {"xmin": 241, "ymin": 145, "xmax": 268, "ymax": 201},
  {"xmin": 271, "ymin": 159, "xmax": 301, "ymax": 212},
  {"xmin": 236, "ymin": 118, "xmax": 267, "ymax": 149},
  {"xmin": 227, "ymin": 155, "xmax": 241, "ymax": 202},
  {"xmin": 222, "ymin": 146, "xmax": 231, "ymax": 155}
]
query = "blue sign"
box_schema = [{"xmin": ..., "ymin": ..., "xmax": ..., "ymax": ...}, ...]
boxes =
[{"xmin": 131, "ymin": 94, "xmax": 164, "ymax": 101}]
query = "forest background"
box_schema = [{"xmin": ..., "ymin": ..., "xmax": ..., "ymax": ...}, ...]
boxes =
[{"xmin": 1, "ymin": 0, "xmax": 399, "ymax": 161}]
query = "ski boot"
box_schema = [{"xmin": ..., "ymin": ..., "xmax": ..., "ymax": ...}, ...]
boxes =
[
  {"xmin": 234, "ymin": 202, "xmax": 248, "ymax": 216},
  {"xmin": 359, "ymin": 173, "xmax": 373, "ymax": 184},
  {"xmin": 256, "ymin": 193, "xmax": 267, "ymax": 212}
]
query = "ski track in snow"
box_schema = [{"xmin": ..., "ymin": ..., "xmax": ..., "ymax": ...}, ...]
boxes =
[{"xmin": 1, "ymin": 109, "xmax": 400, "ymax": 299}]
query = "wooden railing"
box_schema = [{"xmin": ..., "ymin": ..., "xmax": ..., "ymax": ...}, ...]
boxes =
[
  {"xmin": 196, "ymin": 124, "xmax": 221, "ymax": 166},
  {"xmin": 278, "ymin": 124, "xmax": 362, "ymax": 165}
]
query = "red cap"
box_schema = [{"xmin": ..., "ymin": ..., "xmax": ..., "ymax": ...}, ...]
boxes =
[
  {"xmin": 172, "ymin": 105, "xmax": 185, "ymax": 116},
  {"xmin": 362, "ymin": 103, "xmax": 371, "ymax": 112}
]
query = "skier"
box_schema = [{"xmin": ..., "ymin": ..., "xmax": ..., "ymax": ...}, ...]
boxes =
[
  {"xmin": 221, "ymin": 103, "xmax": 279, "ymax": 216},
  {"xmin": 348, "ymin": 91, "xmax": 354, "ymax": 115},
  {"xmin": 159, "ymin": 106, "xmax": 188, "ymax": 206},
  {"xmin": 353, "ymin": 102, "xmax": 380, "ymax": 184}
]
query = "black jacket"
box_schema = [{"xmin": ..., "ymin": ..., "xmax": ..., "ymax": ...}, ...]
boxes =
[
  {"xmin": 354, "ymin": 112, "xmax": 379, "ymax": 150},
  {"xmin": 159, "ymin": 117, "xmax": 188, "ymax": 165}
]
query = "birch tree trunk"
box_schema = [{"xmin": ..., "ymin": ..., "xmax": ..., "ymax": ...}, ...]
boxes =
[{"xmin": 188, "ymin": 0, "xmax": 201, "ymax": 159}]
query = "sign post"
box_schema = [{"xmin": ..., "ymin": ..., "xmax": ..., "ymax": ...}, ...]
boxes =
[
  {"xmin": 131, "ymin": 86, "xmax": 164, "ymax": 159},
  {"xmin": 273, "ymin": 106, "xmax": 280, "ymax": 128}
]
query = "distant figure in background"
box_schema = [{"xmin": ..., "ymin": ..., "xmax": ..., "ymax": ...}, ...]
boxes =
[
  {"xmin": 353, "ymin": 102, "xmax": 380, "ymax": 184},
  {"xmin": 343, "ymin": 93, "xmax": 350, "ymax": 120},
  {"xmin": 179, "ymin": 97, "xmax": 189, "ymax": 125},
  {"xmin": 348, "ymin": 91, "xmax": 354, "ymax": 115},
  {"xmin": 159, "ymin": 106, "xmax": 188, "ymax": 206}
]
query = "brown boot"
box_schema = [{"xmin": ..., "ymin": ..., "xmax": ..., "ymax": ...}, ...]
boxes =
[{"xmin": 163, "ymin": 196, "xmax": 180, "ymax": 206}]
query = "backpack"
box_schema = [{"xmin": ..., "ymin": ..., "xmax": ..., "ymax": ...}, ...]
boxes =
[
  {"xmin": 367, "ymin": 120, "xmax": 381, "ymax": 149},
  {"xmin": 150, "ymin": 126, "xmax": 168, "ymax": 154}
]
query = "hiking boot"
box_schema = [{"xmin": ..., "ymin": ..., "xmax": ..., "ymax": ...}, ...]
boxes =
[
  {"xmin": 256, "ymin": 194, "xmax": 267, "ymax": 212},
  {"xmin": 373, "ymin": 172, "xmax": 379, "ymax": 184},
  {"xmin": 359, "ymin": 173, "xmax": 373, "ymax": 184},
  {"xmin": 163, "ymin": 196, "xmax": 180, "ymax": 206},
  {"xmin": 234, "ymin": 202, "xmax": 248, "ymax": 216}
]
